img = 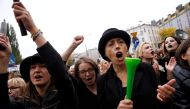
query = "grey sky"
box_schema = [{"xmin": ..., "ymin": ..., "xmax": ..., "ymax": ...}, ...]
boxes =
[{"xmin": 0, "ymin": 0, "xmax": 189, "ymax": 58}]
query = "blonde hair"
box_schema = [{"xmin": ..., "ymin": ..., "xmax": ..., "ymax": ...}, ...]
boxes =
[
  {"xmin": 135, "ymin": 42, "xmax": 150, "ymax": 58},
  {"xmin": 8, "ymin": 77, "xmax": 26, "ymax": 96}
]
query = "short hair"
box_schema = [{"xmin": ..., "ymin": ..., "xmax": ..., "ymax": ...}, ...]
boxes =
[
  {"xmin": 8, "ymin": 77, "xmax": 27, "ymax": 96},
  {"xmin": 135, "ymin": 42, "xmax": 150, "ymax": 58}
]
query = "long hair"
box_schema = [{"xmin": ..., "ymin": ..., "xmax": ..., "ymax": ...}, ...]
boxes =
[
  {"xmin": 74, "ymin": 57, "xmax": 99, "ymax": 81},
  {"xmin": 24, "ymin": 77, "xmax": 55, "ymax": 104},
  {"xmin": 163, "ymin": 36, "xmax": 181, "ymax": 56},
  {"xmin": 175, "ymin": 38, "xmax": 190, "ymax": 70}
]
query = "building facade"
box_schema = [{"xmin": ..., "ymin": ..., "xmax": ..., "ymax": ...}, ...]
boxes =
[
  {"xmin": 127, "ymin": 1, "xmax": 190, "ymax": 53},
  {"xmin": 126, "ymin": 24, "xmax": 161, "ymax": 53},
  {"xmin": 157, "ymin": 2, "xmax": 190, "ymax": 31}
]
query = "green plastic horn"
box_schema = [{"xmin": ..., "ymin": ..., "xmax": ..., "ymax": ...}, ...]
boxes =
[{"xmin": 124, "ymin": 57, "xmax": 141, "ymax": 99}]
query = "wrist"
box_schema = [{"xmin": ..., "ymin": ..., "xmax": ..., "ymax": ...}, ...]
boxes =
[{"xmin": 30, "ymin": 27, "xmax": 39, "ymax": 35}]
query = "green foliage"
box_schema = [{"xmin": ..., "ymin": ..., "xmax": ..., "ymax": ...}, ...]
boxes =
[{"xmin": 6, "ymin": 23, "xmax": 22, "ymax": 64}]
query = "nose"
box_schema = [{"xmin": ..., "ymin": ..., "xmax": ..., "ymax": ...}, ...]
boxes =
[
  {"xmin": 115, "ymin": 42, "xmax": 120, "ymax": 50},
  {"xmin": 85, "ymin": 71, "xmax": 90, "ymax": 76},
  {"xmin": 33, "ymin": 66, "xmax": 41, "ymax": 72}
]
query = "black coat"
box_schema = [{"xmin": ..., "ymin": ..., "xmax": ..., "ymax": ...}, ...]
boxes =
[
  {"xmin": 171, "ymin": 64, "xmax": 190, "ymax": 109},
  {"xmin": 0, "ymin": 42, "xmax": 78, "ymax": 109},
  {"xmin": 97, "ymin": 62, "xmax": 160, "ymax": 109}
]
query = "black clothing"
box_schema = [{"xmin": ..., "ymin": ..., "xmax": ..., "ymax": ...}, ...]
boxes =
[
  {"xmin": 171, "ymin": 64, "xmax": 190, "ymax": 109},
  {"xmin": 0, "ymin": 42, "xmax": 78, "ymax": 109},
  {"xmin": 74, "ymin": 80, "xmax": 97, "ymax": 109},
  {"xmin": 0, "ymin": 73, "xmax": 9, "ymax": 109},
  {"xmin": 97, "ymin": 62, "xmax": 159, "ymax": 109},
  {"xmin": 158, "ymin": 52, "xmax": 175, "ymax": 85}
]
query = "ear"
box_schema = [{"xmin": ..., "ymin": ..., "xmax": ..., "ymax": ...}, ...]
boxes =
[{"xmin": 181, "ymin": 54, "xmax": 187, "ymax": 60}]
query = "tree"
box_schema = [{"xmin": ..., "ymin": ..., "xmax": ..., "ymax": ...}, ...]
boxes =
[
  {"xmin": 6, "ymin": 23, "xmax": 22, "ymax": 64},
  {"xmin": 158, "ymin": 27, "xmax": 176, "ymax": 40}
]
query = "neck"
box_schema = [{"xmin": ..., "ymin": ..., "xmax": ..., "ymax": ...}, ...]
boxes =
[
  {"xmin": 142, "ymin": 58, "xmax": 152, "ymax": 64},
  {"xmin": 86, "ymin": 83, "xmax": 97, "ymax": 95},
  {"xmin": 113, "ymin": 63, "xmax": 126, "ymax": 74},
  {"xmin": 35, "ymin": 81, "xmax": 51, "ymax": 96}
]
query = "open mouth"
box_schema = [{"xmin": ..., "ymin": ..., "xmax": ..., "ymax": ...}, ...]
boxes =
[
  {"xmin": 151, "ymin": 51, "xmax": 154, "ymax": 55},
  {"xmin": 116, "ymin": 52, "xmax": 123, "ymax": 58},
  {"xmin": 34, "ymin": 75, "xmax": 43, "ymax": 79},
  {"xmin": 168, "ymin": 45, "xmax": 173, "ymax": 48}
]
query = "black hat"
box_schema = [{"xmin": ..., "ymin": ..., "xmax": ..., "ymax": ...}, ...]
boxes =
[
  {"xmin": 20, "ymin": 53, "xmax": 44, "ymax": 82},
  {"xmin": 98, "ymin": 28, "xmax": 131, "ymax": 61}
]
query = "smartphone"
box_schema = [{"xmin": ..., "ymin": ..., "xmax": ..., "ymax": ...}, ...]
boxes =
[{"xmin": 13, "ymin": 0, "xmax": 27, "ymax": 36}]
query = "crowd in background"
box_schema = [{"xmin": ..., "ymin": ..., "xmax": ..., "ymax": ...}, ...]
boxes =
[{"xmin": 0, "ymin": 1, "xmax": 190, "ymax": 109}]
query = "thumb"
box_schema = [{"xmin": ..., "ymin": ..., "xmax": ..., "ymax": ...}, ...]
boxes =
[{"xmin": 166, "ymin": 79, "xmax": 176, "ymax": 86}]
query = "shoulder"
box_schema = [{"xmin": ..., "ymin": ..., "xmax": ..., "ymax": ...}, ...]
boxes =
[
  {"xmin": 137, "ymin": 62, "xmax": 154, "ymax": 71},
  {"xmin": 174, "ymin": 64, "xmax": 190, "ymax": 81}
]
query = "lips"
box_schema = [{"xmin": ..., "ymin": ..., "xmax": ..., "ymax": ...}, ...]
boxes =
[
  {"xmin": 168, "ymin": 45, "xmax": 173, "ymax": 48},
  {"xmin": 151, "ymin": 51, "xmax": 154, "ymax": 55},
  {"xmin": 34, "ymin": 75, "xmax": 43, "ymax": 79},
  {"xmin": 116, "ymin": 52, "xmax": 123, "ymax": 58}
]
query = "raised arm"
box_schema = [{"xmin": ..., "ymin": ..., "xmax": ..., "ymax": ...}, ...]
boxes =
[
  {"xmin": 0, "ymin": 34, "xmax": 12, "ymax": 109},
  {"xmin": 61, "ymin": 35, "xmax": 84, "ymax": 62},
  {"xmin": 13, "ymin": 2, "xmax": 78, "ymax": 108}
]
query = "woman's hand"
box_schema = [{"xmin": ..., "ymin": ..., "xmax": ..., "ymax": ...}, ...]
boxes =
[
  {"xmin": 165, "ymin": 57, "xmax": 176, "ymax": 73},
  {"xmin": 117, "ymin": 99, "xmax": 133, "ymax": 109},
  {"xmin": 157, "ymin": 79, "xmax": 176, "ymax": 102},
  {"xmin": 72, "ymin": 35, "xmax": 84, "ymax": 47},
  {"xmin": 0, "ymin": 34, "xmax": 12, "ymax": 73},
  {"xmin": 12, "ymin": 2, "xmax": 38, "ymax": 34}
]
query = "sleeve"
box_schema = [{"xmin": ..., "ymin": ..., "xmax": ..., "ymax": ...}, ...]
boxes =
[
  {"xmin": 97, "ymin": 75, "xmax": 107, "ymax": 109},
  {"xmin": 0, "ymin": 73, "xmax": 9, "ymax": 109},
  {"xmin": 37, "ymin": 42, "xmax": 78, "ymax": 109}
]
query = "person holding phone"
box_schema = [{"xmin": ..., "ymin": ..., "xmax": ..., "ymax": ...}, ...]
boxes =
[{"xmin": 0, "ymin": 2, "xmax": 78, "ymax": 109}]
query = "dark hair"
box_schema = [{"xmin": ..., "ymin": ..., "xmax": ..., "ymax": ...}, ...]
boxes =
[
  {"xmin": 175, "ymin": 38, "xmax": 190, "ymax": 70},
  {"xmin": 74, "ymin": 57, "xmax": 99, "ymax": 80},
  {"xmin": 163, "ymin": 36, "xmax": 181, "ymax": 56}
]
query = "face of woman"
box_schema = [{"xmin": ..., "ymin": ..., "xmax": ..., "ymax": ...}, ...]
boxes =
[
  {"xmin": 165, "ymin": 37, "xmax": 179, "ymax": 52},
  {"xmin": 105, "ymin": 38, "xmax": 128, "ymax": 65},
  {"xmin": 141, "ymin": 43, "xmax": 154, "ymax": 59},
  {"xmin": 8, "ymin": 85, "xmax": 22, "ymax": 98},
  {"xmin": 78, "ymin": 62, "xmax": 96, "ymax": 86},
  {"xmin": 182, "ymin": 47, "xmax": 190, "ymax": 66},
  {"xmin": 99, "ymin": 60, "xmax": 110, "ymax": 74},
  {"xmin": 30, "ymin": 63, "xmax": 51, "ymax": 87}
]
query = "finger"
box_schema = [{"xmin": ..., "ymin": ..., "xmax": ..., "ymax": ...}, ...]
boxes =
[
  {"xmin": 157, "ymin": 85, "xmax": 175, "ymax": 98},
  {"xmin": 157, "ymin": 93, "xmax": 164, "ymax": 102},
  {"xmin": 167, "ymin": 79, "xmax": 176, "ymax": 86},
  {"xmin": 165, "ymin": 62, "xmax": 168, "ymax": 67},
  {"xmin": 12, "ymin": 2, "xmax": 26, "ymax": 9}
]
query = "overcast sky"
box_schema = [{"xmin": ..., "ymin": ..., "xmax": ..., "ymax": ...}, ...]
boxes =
[{"xmin": 0, "ymin": 0, "xmax": 189, "ymax": 58}]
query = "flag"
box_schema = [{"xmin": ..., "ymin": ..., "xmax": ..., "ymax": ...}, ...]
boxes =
[{"xmin": 9, "ymin": 53, "xmax": 16, "ymax": 67}]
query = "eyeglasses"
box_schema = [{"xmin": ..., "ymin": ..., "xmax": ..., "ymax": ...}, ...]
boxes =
[
  {"xmin": 8, "ymin": 86, "xmax": 20, "ymax": 94},
  {"xmin": 79, "ymin": 68, "xmax": 95, "ymax": 75}
]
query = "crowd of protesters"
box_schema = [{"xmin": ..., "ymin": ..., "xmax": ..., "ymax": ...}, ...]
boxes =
[{"xmin": 0, "ymin": 1, "xmax": 190, "ymax": 109}]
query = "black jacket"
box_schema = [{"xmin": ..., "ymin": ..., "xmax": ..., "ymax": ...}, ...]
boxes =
[
  {"xmin": 171, "ymin": 64, "xmax": 190, "ymax": 109},
  {"xmin": 97, "ymin": 62, "xmax": 160, "ymax": 109},
  {"xmin": 0, "ymin": 42, "xmax": 78, "ymax": 109}
]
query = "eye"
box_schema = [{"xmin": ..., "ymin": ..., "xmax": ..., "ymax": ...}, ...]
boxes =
[
  {"xmin": 170, "ymin": 39, "xmax": 175, "ymax": 42},
  {"xmin": 107, "ymin": 41, "xmax": 114, "ymax": 47},
  {"xmin": 30, "ymin": 65, "xmax": 36, "ymax": 69},
  {"xmin": 40, "ymin": 64, "xmax": 46, "ymax": 68}
]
